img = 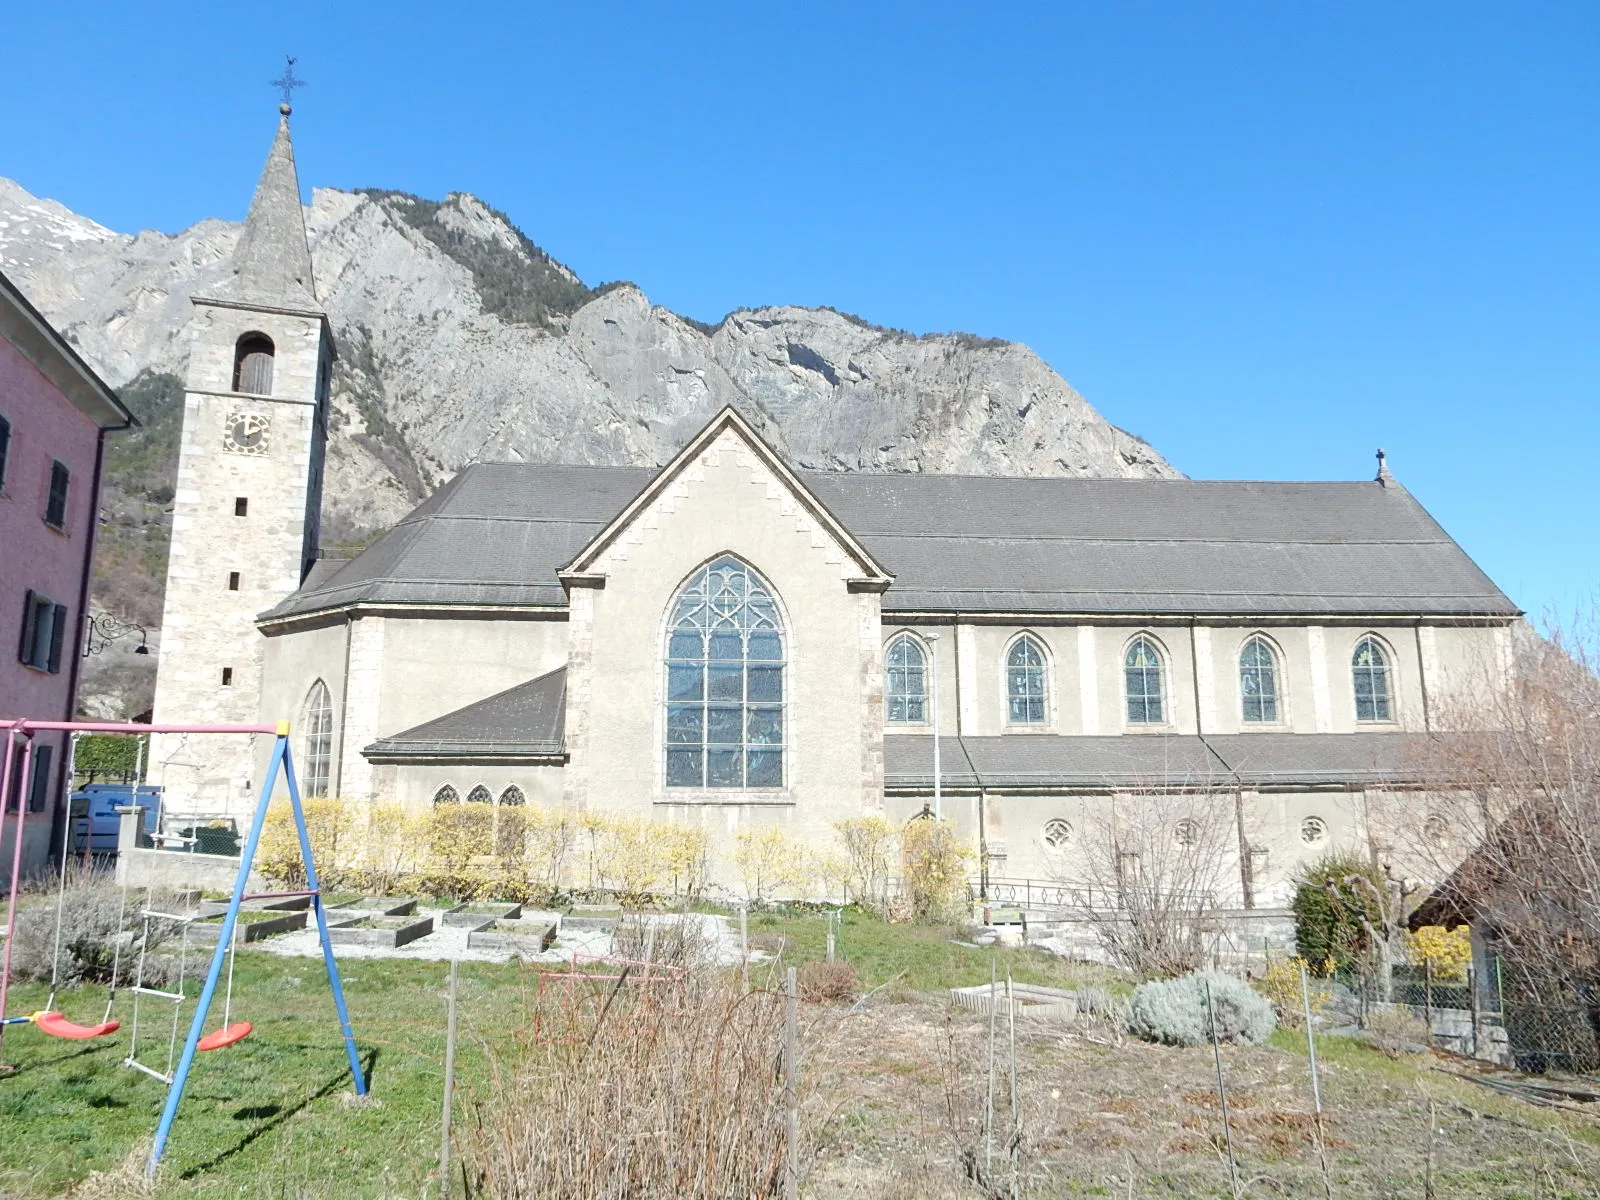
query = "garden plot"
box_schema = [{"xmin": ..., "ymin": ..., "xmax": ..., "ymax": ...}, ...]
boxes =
[
  {"xmin": 441, "ymin": 900, "xmax": 522, "ymax": 930},
  {"xmin": 187, "ymin": 907, "xmax": 307, "ymax": 943},
  {"xmin": 327, "ymin": 912, "xmax": 435, "ymax": 949},
  {"xmin": 467, "ymin": 917, "xmax": 558, "ymax": 954}
]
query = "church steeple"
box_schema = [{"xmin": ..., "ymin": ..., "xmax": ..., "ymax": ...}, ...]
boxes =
[{"xmin": 214, "ymin": 106, "xmax": 320, "ymax": 312}]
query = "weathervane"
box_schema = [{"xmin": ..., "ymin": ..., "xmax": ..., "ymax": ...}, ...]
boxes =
[{"xmin": 270, "ymin": 56, "xmax": 306, "ymax": 115}]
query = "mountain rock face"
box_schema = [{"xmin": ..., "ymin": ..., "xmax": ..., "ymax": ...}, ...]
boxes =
[{"xmin": 0, "ymin": 177, "xmax": 1177, "ymax": 714}]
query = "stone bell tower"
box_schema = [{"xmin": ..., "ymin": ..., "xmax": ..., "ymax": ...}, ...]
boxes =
[{"xmin": 149, "ymin": 102, "xmax": 332, "ymax": 820}]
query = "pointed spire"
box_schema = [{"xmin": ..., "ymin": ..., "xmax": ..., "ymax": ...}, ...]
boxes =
[{"xmin": 214, "ymin": 108, "xmax": 320, "ymax": 312}]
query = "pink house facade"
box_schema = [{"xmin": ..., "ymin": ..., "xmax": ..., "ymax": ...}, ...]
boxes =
[{"xmin": 1, "ymin": 269, "xmax": 133, "ymax": 884}]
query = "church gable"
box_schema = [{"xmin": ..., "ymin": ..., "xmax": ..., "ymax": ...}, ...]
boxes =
[{"xmin": 559, "ymin": 406, "xmax": 892, "ymax": 590}]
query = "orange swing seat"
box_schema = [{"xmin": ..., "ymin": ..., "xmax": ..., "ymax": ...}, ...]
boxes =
[
  {"xmin": 196, "ymin": 1022, "xmax": 253, "ymax": 1052},
  {"xmin": 32, "ymin": 1011, "xmax": 121, "ymax": 1040}
]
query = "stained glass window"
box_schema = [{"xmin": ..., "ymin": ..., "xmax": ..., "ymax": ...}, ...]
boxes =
[
  {"xmin": 886, "ymin": 634, "xmax": 927, "ymax": 724},
  {"xmin": 1125, "ymin": 637, "xmax": 1165, "ymax": 724},
  {"xmin": 665, "ymin": 555, "xmax": 785, "ymax": 789},
  {"xmin": 1352, "ymin": 637, "xmax": 1392, "ymax": 722},
  {"xmin": 1007, "ymin": 636, "xmax": 1048, "ymax": 724},
  {"xmin": 1239, "ymin": 636, "xmax": 1279, "ymax": 723}
]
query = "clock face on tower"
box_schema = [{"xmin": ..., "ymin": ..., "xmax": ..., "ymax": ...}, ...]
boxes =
[{"xmin": 222, "ymin": 412, "xmax": 271, "ymax": 456}]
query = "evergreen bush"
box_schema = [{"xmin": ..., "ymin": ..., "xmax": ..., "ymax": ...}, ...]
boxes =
[
  {"xmin": 1291, "ymin": 851, "xmax": 1385, "ymax": 975},
  {"xmin": 1127, "ymin": 971, "xmax": 1276, "ymax": 1047}
]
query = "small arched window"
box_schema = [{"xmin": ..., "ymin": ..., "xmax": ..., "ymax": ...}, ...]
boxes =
[
  {"xmin": 495, "ymin": 786, "xmax": 527, "ymax": 857},
  {"xmin": 1239, "ymin": 636, "xmax": 1280, "ymax": 724},
  {"xmin": 233, "ymin": 333, "xmax": 275, "ymax": 395},
  {"xmin": 466, "ymin": 785, "xmax": 492, "ymax": 804},
  {"xmin": 665, "ymin": 555, "xmax": 785, "ymax": 789},
  {"xmin": 886, "ymin": 634, "xmax": 927, "ymax": 724},
  {"xmin": 1124, "ymin": 636, "xmax": 1165, "ymax": 725},
  {"xmin": 1352, "ymin": 637, "xmax": 1392, "ymax": 722},
  {"xmin": 1006, "ymin": 636, "xmax": 1048, "ymax": 724},
  {"xmin": 301, "ymin": 680, "xmax": 333, "ymax": 798},
  {"xmin": 432, "ymin": 784, "xmax": 459, "ymax": 806}
]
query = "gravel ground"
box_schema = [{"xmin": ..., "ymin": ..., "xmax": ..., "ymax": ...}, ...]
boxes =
[{"xmin": 251, "ymin": 909, "xmax": 744, "ymax": 966}]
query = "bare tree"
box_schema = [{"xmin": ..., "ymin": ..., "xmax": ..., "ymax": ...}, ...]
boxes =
[
  {"xmin": 1402, "ymin": 609, "xmax": 1600, "ymax": 1055},
  {"xmin": 1054, "ymin": 787, "xmax": 1238, "ymax": 977}
]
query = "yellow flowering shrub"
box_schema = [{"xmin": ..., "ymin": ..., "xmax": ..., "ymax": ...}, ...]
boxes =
[
  {"xmin": 1255, "ymin": 956, "xmax": 1329, "ymax": 1029},
  {"xmin": 732, "ymin": 827, "xmax": 810, "ymax": 901},
  {"xmin": 901, "ymin": 818, "xmax": 973, "ymax": 923},
  {"xmin": 1407, "ymin": 924, "xmax": 1473, "ymax": 981},
  {"xmin": 257, "ymin": 797, "xmax": 354, "ymax": 890}
]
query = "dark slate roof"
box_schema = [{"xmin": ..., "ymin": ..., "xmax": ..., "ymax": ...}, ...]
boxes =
[
  {"xmin": 884, "ymin": 732, "xmax": 1431, "ymax": 790},
  {"xmin": 264, "ymin": 461, "xmax": 1517, "ymax": 620},
  {"xmin": 363, "ymin": 667, "xmax": 566, "ymax": 760}
]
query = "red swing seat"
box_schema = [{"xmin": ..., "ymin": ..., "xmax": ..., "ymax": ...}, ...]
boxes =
[
  {"xmin": 196, "ymin": 1022, "xmax": 253, "ymax": 1052},
  {"xmin": 32, "ymin": 1011, "xmax": 121, "ymax": 1040}
]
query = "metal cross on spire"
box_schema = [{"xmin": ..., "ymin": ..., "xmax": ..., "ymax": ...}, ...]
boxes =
[{"xmin": 270, "ymin": 56, "xmax": 306, "ymax": 114}]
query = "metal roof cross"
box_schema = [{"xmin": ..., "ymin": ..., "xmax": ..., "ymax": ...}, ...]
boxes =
[{"xmin": 270, "ymin": 57, "xmax": 306, "ymax": 112}]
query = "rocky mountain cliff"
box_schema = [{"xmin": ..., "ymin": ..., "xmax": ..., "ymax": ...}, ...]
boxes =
[{"xmin": 0, "ymin": 177, "xmax": 1176, "ymax": 714}]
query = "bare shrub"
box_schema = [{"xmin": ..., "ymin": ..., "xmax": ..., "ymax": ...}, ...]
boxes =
[
  {"xmin": 465, "ymin": 970, "xmax": 793, "ymax": 1198},
  {"xmin": 9, "ymin": 873, "xmax": 183, "ymax": 988},
  {"xmin": 1064, "ymin": 789, "xmax": 1236, "ymax": 977},
  {"xmin": 1363, "ymin": 1006, "xmax": 1432, "ymax": 1058},
  {"xmin": 798, "ymin": 960, "xmax": 861, "ymax": 1003},
  {"xmin": 611, "ymin": 913, "xmax": 716, "ymax": 970}
]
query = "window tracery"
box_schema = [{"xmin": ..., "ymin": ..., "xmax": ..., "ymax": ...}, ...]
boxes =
[{"xmin": 664, "ymin": 555, "xmax": 785, "ymax": 789}]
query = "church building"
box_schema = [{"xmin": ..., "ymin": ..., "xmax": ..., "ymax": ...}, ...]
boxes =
[{"xmin": 150, "ymin": 110, "xmax": 1522, "ymax": 906}]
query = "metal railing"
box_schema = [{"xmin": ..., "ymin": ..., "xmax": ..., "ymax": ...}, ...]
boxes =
[{"xmin": 975, "ymin": 876, "xmax": 1217, "ymax": 913}]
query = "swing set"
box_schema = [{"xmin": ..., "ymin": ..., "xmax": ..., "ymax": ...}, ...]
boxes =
[{"xmin": 0, "ymin": 718, "xmax": 366, "ymax": 1178}]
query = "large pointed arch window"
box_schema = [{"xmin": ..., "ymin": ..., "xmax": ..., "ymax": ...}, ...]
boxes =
[
  {"xmin": 1239, "ymin": 636, "xmax": 1280, "ymax": 724},
  {"xmin": 886, "ymin": 634, "xmax": 927, "ymax": 724},
  {"xmin": 1006, "ymin": 635, "xmax": 1048, "ymax": 724},
  {"xmin": 665, "ymin": 555, "xmax": 785, "ymax": 788},
  {"xmin": 301, "ymin": 680, "xmax": 333, "ymax": 797},
  {"xmin": 1352, "ymin": 636, "xmax": 1393, "ymax": 722},
  {"xmin": 1124, "ymin": 636, "xmax": 1166, "ymax": 725}
]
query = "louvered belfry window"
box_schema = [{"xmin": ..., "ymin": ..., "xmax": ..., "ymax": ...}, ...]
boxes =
[{"xmin": 233, "ymin": 333, "xmax": 275, "ymax": 395}]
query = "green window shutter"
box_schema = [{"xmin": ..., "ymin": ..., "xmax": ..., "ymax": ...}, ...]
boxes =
[
  {"xmin": 27, "ymin": 745, "xmax": 53, "ymax": 813},
  {"xmin": 18, "ymin": 590, "xmax": 37, "ymax": 665},
  {"xmin": 47, "ymin": 604, "xmax": 68, "ymax": 674}
]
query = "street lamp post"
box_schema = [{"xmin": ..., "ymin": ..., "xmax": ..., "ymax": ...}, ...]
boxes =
[{"xmin": 926, "ymin": 631, "xmax": 942, "ymax": 821}]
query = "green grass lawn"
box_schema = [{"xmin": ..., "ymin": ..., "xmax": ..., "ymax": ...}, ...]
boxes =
[
  {"xmin": 744, "ymin": 906, "xmax": 1128, "ymax": 996},
  {"xmin": 0, "ymin": 907, "xmax": 1108, "ymax": 1196},
  {"xmin": 0, "ymin": 951, "xmax": 528, "ymax": 1198}
]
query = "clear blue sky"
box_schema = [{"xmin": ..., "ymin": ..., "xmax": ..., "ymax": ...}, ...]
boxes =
[{"xmin": 4, "ymin": 2, "xmax": 1596, "ymax": 624}]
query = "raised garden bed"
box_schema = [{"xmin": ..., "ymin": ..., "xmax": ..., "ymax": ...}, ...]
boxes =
[
  {"xmin": 326, "ymin": 913, "xmax": 435, "ymax": 949},
  {"xmin": 441, "ymin": 901, "xmax": 522, "ymax": 929},
  {"xmin": 563, "ymin": 904, "xmax": 622, "ymax": 931},
  {"xmin": 948, "ymin": 981, "xmax": 1079, "ymax": 1021},
  {"xmin": 189, "ymin": 909, "xmax": 308, "ymax": 944},
  {"xmin": 466, "ymin": 919, "xmax": 558, "ymax": 955},
  {"xmin": 322, "ymin": 895, "xmax": 417, "ymax": 916}
]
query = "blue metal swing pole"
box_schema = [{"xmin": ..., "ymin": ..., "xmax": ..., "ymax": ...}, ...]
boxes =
[
  {"xmin": 146, "ymin": 732, "xmax": 290, "ymax": 1176},
  {"xmin": 278, "ymin": 734, "xmax": 367, "ymax": 1096}
]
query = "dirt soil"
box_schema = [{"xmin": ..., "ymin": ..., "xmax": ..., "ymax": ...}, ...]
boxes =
[{"xmin": 796, "ymin": 998, "xmax": 1600, "ymax": 1199}]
